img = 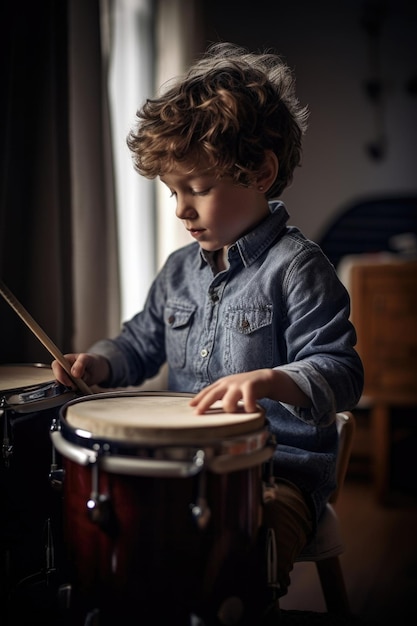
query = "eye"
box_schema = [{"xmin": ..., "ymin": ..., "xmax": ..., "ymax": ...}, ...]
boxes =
[{"xmin": 191, "ymin": 187, "xmax": 211, "ymax": 196}]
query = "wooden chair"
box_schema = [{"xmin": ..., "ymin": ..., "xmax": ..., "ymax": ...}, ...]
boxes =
[{"xmin": 295, "ymin": 411, "xmax": 356, "ymax": 614}]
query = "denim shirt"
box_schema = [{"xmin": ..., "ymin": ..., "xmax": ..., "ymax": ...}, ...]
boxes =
[{"xmin": 90, "ymin": 201, "xmax": 364, "ymax": 525}]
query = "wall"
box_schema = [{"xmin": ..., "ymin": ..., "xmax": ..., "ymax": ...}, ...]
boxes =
[{"xmin": 200, "ymin": 0, "xmax": 417, "ymax": 242}]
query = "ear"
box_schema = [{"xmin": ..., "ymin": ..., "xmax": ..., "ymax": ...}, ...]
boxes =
[{"xmin": 256, "ymin": 150, "xmax": 279, "ymax": 193}]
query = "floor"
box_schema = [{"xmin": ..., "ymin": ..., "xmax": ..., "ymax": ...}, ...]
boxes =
[
  {"xmin": 281, "ymin": 479, "xmax": 417, "ymax": 625},
  {"xmin": 280, "ymin": 407, "xmax": 417, "ymax": 626}
]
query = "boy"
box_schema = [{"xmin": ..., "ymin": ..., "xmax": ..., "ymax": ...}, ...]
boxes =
[{"xmin": 53, "ymin": 42, "xmax": 363, "ymax": 621}]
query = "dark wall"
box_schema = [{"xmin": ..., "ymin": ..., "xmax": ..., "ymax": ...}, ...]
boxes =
[{"xmin": 198, "ymin": 0, "xmax": 417, "ymax": 241}]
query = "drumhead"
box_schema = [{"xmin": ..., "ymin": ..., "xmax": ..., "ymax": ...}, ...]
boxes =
[
  {"xmin": 0, "ymin": 363, "xmax": 56, "ymax": 391},
  {"xmin": 63, "ymin": 391, "xmax": 265, "ymax": 445}
]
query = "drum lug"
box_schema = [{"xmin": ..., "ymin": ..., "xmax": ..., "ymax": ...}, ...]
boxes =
[
  {"xmin": 87, "ymin": 493, "xmax": 114, "ymax": 528},
  {"xmin": 87, "ymin": 447, "xmax": 116, "ymax": 532},
  {"xmin": 49, "ymin": 418, "xmax": 65, "ymax": 489},
  {"xmin": 190, "ymin": 468, "xmax": 211, "ymax": 530},
  {"xmin": 190, "ymin": 496, "xmax": 211, "ymax": 529},
  {"xmin": 1, "ymin": 406, "xmax": 13, "ymax": 467}
]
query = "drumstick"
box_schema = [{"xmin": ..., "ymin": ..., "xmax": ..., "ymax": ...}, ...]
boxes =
[{"xmin": 0, "ymin": 279, "xmax": 93, "ymax": 396}]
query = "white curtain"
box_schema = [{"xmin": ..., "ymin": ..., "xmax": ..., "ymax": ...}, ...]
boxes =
[
  {"xmin": 105, "ymin": 0, "xmax": 204, "ymax": 327},
  {"xmin": 105, "ymin": 0, "xmax": 156, "ymax": 323}
]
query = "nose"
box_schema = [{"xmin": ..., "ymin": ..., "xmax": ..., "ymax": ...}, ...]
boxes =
[{"xmin": 175, "ymin": 194, "xmax": 197, "ymax": 220}]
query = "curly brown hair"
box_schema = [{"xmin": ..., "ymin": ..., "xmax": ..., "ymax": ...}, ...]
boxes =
[{"xmin": 126, "ymin": 42, "xmax": 309, "ymax": 198}]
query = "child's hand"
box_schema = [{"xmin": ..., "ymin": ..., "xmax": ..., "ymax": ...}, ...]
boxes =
[
  {"xmin": 189, "ymin": 369, "xmax": 274, "ymax": 414},
  {"xmin": 51, "ymin": 353, "xmax": 110, "ymax": 389},
  {"xmin": 189, "ymin": 368, "xmax": 311, "ymax": 414}
]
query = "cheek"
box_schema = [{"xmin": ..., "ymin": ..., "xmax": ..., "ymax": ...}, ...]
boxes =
[{"xmin": 212, "ymin": 209, "xmax": 238, "ymax": 231}]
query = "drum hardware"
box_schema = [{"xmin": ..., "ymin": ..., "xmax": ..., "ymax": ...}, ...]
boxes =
[
  {"xmin": 265, "ymin": 527, "xmax": 279, "ymax": 600},
  {"xmin": 49, "ymin": 419, "xmax": 65, "ymax": 490},
  {"xmin": 1, "ymin": 404, "xmax": 13, "ymax": 467},
  {"xmin": 57, "ymin": 582, "xmax": 72, "ymax": 611},
  {"xmin": 260, "ymin": 436, "xmax": 281, "ymax": 604},
  {"xmin": 189, "ymin": 458, "xmax": 211, "ymax": 530},
  {"xmin": 84, "ymin": 608, "xmax": 100, "ymax": 625},
  {"xmin": 44, "ymin": 517, "xmax": 57, "ymax": 580},
  {"xmin": 51, "ymin": 430, "xmax": 117, "ymax": 531},
  {"xmin": 12, "ymin": 517, "xmax": 58, "ymax": 595},
  {"xmin": 51, "ymin": 426, "xmax": 212, "ymax": 477},
  {"xmin": 86, "ymin": 444, "xmax": 115, "ymax": 531}
]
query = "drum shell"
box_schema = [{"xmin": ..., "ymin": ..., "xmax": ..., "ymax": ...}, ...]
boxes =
[
  {"xmin": 61, "ymin": 456, "xmax": 265, "ymax": 621},
  {"xmin": 1, "ymin": 406, "xmax": 62, "ymax": 578},
  {"xmin": 0, "ymin": 365, "xmax": 76, "ymax": 593}
]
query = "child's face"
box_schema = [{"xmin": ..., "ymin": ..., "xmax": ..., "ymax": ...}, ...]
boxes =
[{"xmin": 160, "ymin": 164, "xmax": 269, "ymax": 252}]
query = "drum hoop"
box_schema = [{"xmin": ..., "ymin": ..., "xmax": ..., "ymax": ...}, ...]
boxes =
[{"xmin": 51, "ymin": 428, "xmax": 274, "ymax": 476}]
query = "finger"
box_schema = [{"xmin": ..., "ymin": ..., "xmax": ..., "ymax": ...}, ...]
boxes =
[
  {"xmin": 51, "ymin": 360, "xmax": 76, "ymax": 388},
  {"xmin": 220, "ymin": 387, "xmax": 244, "ymax": 413},
  {"xmin": 189, "ymin": 390, "xmax": 208, "ymax": 406},
  {"xmin": 70, "ymin": 354, "xmax": 89, "ymax": 379},
  {"xmin": 241, "ymin": 386, "xmax": 259, "ymax": 413},
  {"xmin": 189, "ymin": 383, "xmax": 218, "ymax": 407},
  {"xmin": 190, "ymin": 387, "xmax": 224, "ymax": 414}
]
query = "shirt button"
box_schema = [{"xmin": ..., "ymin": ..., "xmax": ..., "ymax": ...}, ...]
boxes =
[
  {"xmin": 200, "ymin": 348, "xmax": 208, "ymax": 357},
  {"xmin": 167, "ymin": 315, "xmax": 175, "ymax": 325}
]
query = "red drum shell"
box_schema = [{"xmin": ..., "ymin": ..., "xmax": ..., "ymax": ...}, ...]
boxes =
[{"xmin": 54, "ymin": 392, "xmax": 274, "ymax": 625}]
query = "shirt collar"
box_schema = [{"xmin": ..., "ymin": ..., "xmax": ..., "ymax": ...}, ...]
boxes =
[{"xmin": 199, "ymin": 200, "xmax": 289, "ymax": 268}]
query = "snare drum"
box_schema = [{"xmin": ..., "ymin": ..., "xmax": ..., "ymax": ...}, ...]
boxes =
[
  {"xmin": 0, "ymin": 363, "xmax": 76, "ymax": 414},
  {"xmin": 0, "ymin": 364, "xmax": 76, "ymax": 608},
  {"xmin": 52, "ymin": 391, "xmax": 275, "ymax": 625}
]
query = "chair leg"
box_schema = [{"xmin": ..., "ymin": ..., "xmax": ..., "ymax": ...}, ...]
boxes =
[
  {"xmin": 370, "ymin": 403, "xmax": 390, "ymax": 505},
  {"xmin": 315, "ymin": 556, "xmax": 350, "ymax": 615}
]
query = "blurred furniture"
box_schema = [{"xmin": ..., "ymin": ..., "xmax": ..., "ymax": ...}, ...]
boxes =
[
  {"xmin": 348, "ymin": 259, "xmax": 417, "ymax": 504},
  {"xmin": 317, "ymin": 195, "xmax": 417, "ymax": 270},
  {"xmin": 295, "ymin": 410, "xmax": 355, "ymax": 614}
]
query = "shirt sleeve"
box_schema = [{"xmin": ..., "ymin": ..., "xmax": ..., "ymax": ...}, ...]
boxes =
[
  {"xmin": 275, "ymin": 244, "xmax": 364, "ymax": 426},
  {"xmin": 88, "ymin": 268, "xmax": 169, "ymax": 388}
]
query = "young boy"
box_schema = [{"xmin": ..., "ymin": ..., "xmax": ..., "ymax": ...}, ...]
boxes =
[{"xmin": 52, "ymin": 42, "xmax": 363, "ymax": 620}]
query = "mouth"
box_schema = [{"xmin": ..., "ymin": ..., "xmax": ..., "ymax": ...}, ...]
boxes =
[{"xmin": 188, "ymin": 228, "xmax": 206, "ymax": 239}]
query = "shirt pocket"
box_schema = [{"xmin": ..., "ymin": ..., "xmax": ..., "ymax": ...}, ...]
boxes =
[
  {"xmin": 164, "ymin": 300, "xmax": 196, "ymax": 369},
  {"xmin": 224, "ymin": 304, "xmax": 274, "ymax": 373}
]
